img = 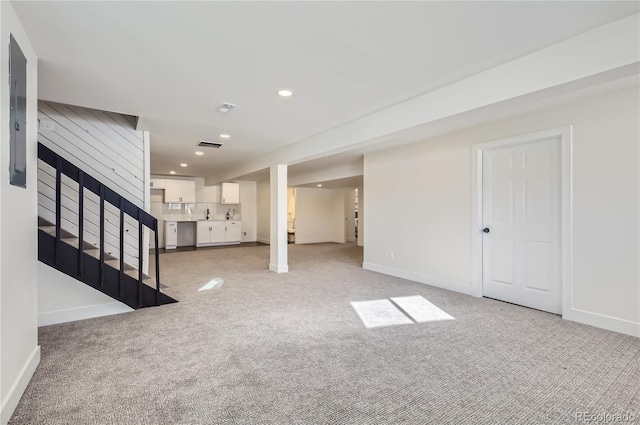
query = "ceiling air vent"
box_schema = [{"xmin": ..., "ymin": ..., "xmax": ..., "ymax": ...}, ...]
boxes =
[
  {"xmin": 217, "ymin": 102, "xmax": 236, "ymax": 113},
  {"xmin": 198, "ymin": 140, "xmax": 224, "ymax": 148}
]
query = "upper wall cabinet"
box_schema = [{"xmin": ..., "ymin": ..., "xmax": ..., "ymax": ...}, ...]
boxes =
[
  {"xmin": 221, "ymin": 182, "xmax": 240, "ymax": 204},
  {"xmin": 150, "ymin": 178, "xmax": 166, "ymax": 189},
  {"xmin": 164, "ymin": 180, "xmax": 196, "ymax": 203}
]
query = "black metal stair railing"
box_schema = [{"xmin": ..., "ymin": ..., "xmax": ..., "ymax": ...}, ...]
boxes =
[{"xmin": 38, "ymin": 142, "xmax": 162, "ymax": 307}]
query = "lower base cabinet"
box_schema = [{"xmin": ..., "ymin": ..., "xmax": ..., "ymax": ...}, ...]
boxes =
[
  {"xmin": 196, "ymin": 221, "xmax": 241, "ymax": 247},
  {"xmin": 165, "ymin": 221, "xmax": 177, "ymax": 249}
]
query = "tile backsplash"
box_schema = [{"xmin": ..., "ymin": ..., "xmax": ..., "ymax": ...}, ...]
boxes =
[{"xmin": 151, "ymin": 202, "xmax": 241, "ymax": 222}]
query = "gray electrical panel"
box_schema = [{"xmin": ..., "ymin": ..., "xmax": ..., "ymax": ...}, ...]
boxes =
[{"xmin": 9, "ymin": 34, "xmax": 27, "ymax": 188}]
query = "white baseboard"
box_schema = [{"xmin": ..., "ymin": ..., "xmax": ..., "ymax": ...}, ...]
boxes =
[
  {"xmin": 38, "ymin": 302, "xmax": 133, "ymax": 327},
  {"xmin": 1, "ymin": 345, "xmax": 41, "ymax": 425},
  {"xmin": 257, "ymin": 238, "xmax": 270, "ymax": 245},
  {"xmin": 295, "ymin": 238, "xmax": 340, "ymax": 245},
  {"xmin": 269, "ymin": 263, "xmax": 289, "ymax": 273},
  {"xmin": 362, "ymin": 264, "xmax": 639, "ymax": 337},
  {"xmin": 563, "ymin": 308, "xmax": 640, "ymax": 337},
  {"xmin": 362, "ymin": 262, "xmax": 474, "ymax": 296}
]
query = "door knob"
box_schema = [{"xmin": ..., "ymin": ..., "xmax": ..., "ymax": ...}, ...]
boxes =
[{"xmin": 483, "ymin": 227, "xmax": 490, "ymax": 233}]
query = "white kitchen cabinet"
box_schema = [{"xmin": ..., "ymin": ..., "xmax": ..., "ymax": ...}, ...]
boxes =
[
  {"xmin": 196, "ymin": 221, "xmax": 240, "ymax": 246},
  {"xmin": 196, "ymin": 221, "xmax": 225, "ymax": 247},
  {"xmin": 196, "ymin": 222, "xmax": 210, "ymax": 247},
  {"xmin": 212, "ymin": 222, "xmax": 226, "ymax": 243},
  {"xmin": 165, "ymin": 221, "xmax": 177, "ymax": 249},
  {"xmin": 150, "ymin": 178, "xmax": 166, "ymax": 189},
  {"xmin": 225, "ymin": 221, "xmax": 242, "ymax": 242},
  {"xmin": 164, "ymin": 180, "xmax": 196, "ymax": 204},
  {"xmin": 221, "ymin": 182, "xmax": 240, "ymax": 204}
]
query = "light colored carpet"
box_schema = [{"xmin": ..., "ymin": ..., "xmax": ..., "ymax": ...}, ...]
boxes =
[{"xmin": 10, "ymin": 242, "xmax": 640, "ymax": 424}]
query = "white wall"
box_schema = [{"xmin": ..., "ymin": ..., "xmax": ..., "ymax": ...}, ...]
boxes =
[
  {"xmin": 288, "ymin": 159, "xmax": 363, "ymax": 186},
  {"xmin": 364, "ymin": 85, "xmax": 639, "ymax": 336},
  {"xmin": 256, "ymin": 179, "xmax": 270, "ymax": 244},
  {"xmin": 295, "ymin": 188, "xmax": 346, "ymax": 244},
  {"xmin": 238, "ymin": 181, "xmax": 257, "ymax": 243},
  {"xmin": 37, "ymin": 263, "xmax": 132, "ymax": 327},
  {"xmin": 0, "ymin": 3, "xmax": 40, "ymax": 423}
]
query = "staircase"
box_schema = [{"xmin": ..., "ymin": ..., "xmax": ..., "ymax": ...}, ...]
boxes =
[{"xmin": 38, "ymin": 142, "xmax": 177, "ymax": 310}]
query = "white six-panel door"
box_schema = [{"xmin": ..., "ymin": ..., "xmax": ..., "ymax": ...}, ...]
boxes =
[{"xmin": 482, "ymin": 137, "xmax": 561, "ymax": 314}]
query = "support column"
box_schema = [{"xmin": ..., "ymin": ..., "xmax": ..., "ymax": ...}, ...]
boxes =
[{"xmin": 269, "ymin": 164, "xmax": 288, "ymax": 273}]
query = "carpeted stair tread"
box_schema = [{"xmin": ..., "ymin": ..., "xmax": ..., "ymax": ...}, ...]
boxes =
[
  {"xmin": 38, "ymin": 216, "xmax": 170, "ymax": 293},
  {"xmin": 83, "ymin": 247, "xmax": 118, "ymax": 262},
  {"xmin": 123, "ymin": 267, "xmax": 154, "ymax": 282},
  {"xmin": 39, "ymin": 223, "xmax": 119, "ymax": 261},
  {"xmin": 61, "ymin": 237, "xmax": 98, "ymax": 251},
  {"xmin": 38, "ymin": 217, "xmax": 55, "ymax": 227},
  {"xmin": 104, "ymin": 259, "xmax": 136, "ymax": 271},
  {"xmin": 39, "ymin": 225, "xmax": 76, "ymax": 239}
]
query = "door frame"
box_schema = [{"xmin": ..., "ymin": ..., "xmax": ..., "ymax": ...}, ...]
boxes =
[{"xmin": 471, "ymin": 126, "xmax": 573, "ymax": 317}]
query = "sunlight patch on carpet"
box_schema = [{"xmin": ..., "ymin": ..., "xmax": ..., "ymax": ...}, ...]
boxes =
[
  {"xmin": 390, "ymin": 296, "xmax": 455, "ymax": 323},
  {"xmin": 350, "ymin": 299, "xmax": 414, "ymax": 328},
  {"xmin": 198, "ymin": 277, "xmax": 224, "ymax": 291}
]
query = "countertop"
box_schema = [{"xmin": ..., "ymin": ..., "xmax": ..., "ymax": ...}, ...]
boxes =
[{"xmin": 165, "ymin": 219, "xmax": 241, "ymax": 223}]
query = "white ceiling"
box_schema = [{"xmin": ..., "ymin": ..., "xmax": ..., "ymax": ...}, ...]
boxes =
[{"xmin": 13, "ymin": 1, "xmax": 639, "ymax": 180}]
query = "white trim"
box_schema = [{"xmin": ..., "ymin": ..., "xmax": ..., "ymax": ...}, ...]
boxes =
[
  {"xmin": 295, "ymin": 239, "xmax": 346, "ymax": 245},
  {"xmin": 257, "ymin": 237, "xmax": 271, "ymax": 245},
  {"xmin": 471, "ymin": 127, "xmax": 573, "ymax": 313},
  {"xmin": 363, "ymin": 262, "xmax": 474, "ymax": 296},
  {"xmin": 1, "ymin": 345, "xmax": 41, "ymax": 425},
  {"xmin": 38, "ymin": 302, "xmax": 133, "ymax": 327},
  {"xmin": 269, "ymin": 263, "xmax": 289, "ymax": 273},
  {"xmin": 564, "ymin": 308, "xmax": 640, "ymax": 338}
]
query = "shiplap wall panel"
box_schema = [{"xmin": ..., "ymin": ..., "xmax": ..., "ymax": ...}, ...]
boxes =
[
  {"xmin": 37, "ymin": 101, "xmax": 146, "ymax": 268},
  {"xmin": 38, "ymin": 104, "xmax": 145, "ymax": 186},
  {"xmin": 63, "ymin": 105, "xmax": 144, "ymax": 171},
  {"xmin": 38, "ymin": 102, "xmax": 144, "ymax": 204}
]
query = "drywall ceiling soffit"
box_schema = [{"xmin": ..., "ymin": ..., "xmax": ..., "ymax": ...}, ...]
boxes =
[
  {"xmin": 210, "ymin": 15, "xmax": 639, "ymax": 183},
  {"xmin": 13, "ymin": 2, "xmax": 639, "ymax": 178},
  {"xmin": 228, "ymin": 66, "xmax": 640, "ymax": 186},
  {"xmin": 294, "ymin": 176, "xmax": 364, "ymax": 190}
]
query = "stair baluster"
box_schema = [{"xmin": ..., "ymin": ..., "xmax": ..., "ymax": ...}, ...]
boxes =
[
  {"xmin": 154, "ymin": 219, "xmax": 160, "ymax": 306},
  {"xmin": 99, "ymin": 184, "xmax": 105, "ymax": 286},
  {"xmin": 78, "ymin": 170, "xmax": 84, "ymax": 277},
  {"xmin": 55, "ymin": 156, "xmax": 61, "ymax": 266},
  {"xmin": 119, "ymin": 197, "xmax": 125, "ymax": 299},
  {"xmin": 37, "ymin": 142, "xmax": 176, "ymax": 309},
  {"xmin": 137, "ymin": 209, "xmax": 143, "ymax": 308}
]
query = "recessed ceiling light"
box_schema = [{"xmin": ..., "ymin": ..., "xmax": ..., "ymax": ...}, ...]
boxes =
[
  {"xmin": 278, "ymin": 89, "xmax": 294, "ymax": 97},
  {"xmin": 317, "ymin": 184, "xmax": 322, "ymax": 187},
  {"xmin": 180, "ymin": 163, "xmax": 188, "ymax": 167},
  {"xmin": 217, "ymin": 102, "xmax": 236, "ymax": 113},
  {"xmin": 219, "ymin": 133, "xmax": 231, "ymax": 139},
  {"xmin": 195, "ymin": 151, "xmax": 204, "ymax": 156},
  {"xmin": 169, "ymin": 171, "xmax": 176, "ymax": 175}
]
